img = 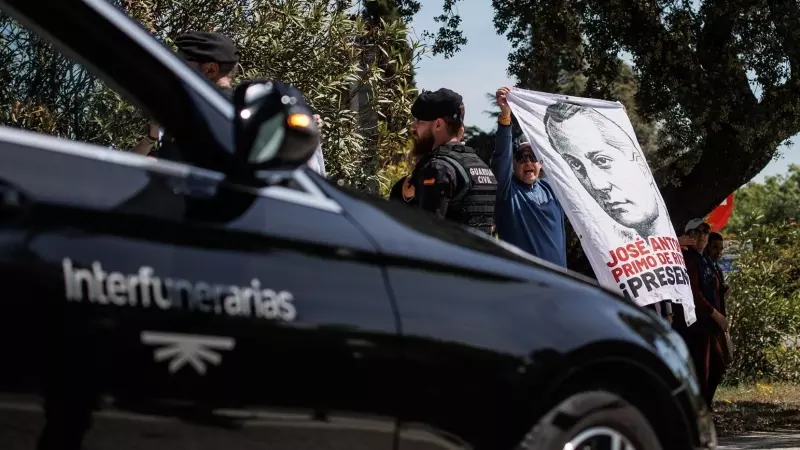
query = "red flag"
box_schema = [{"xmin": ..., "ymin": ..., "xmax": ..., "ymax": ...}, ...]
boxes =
[{"xmin": 707, "ymin": 194, "xmax": 735, "ymax": 232}]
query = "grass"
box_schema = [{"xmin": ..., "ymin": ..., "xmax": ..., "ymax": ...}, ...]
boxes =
[{"xmin": 713, "ymin": 382, "xmax": 800, "ymax": 437}]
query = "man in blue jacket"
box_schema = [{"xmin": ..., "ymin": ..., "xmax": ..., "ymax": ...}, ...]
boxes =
[{"xmin": 491, "ymin": 87, "xmax": 567, "ymax": 267}]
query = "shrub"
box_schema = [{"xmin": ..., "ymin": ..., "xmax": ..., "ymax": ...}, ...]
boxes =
[
  {"xmin": 376, "ymin": 134, "xmax": 413, "ymax": 197},
  {"xmin": 724, "ymin": 221, "xmax": 800, "ymax": 384}
]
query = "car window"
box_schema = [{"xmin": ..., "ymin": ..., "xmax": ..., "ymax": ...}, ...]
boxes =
[
  {"xmin": 0, "ymin": 16, "xmax": 144, "ymax": 145},
  {"xmin": 0, "ymin": 6, "xmax": 210, "ymax": 164}
]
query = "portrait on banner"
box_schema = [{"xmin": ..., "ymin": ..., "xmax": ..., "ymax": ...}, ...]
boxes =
[{"xmin": 507, "ymin": 89, "xmax": 695, "ymax": 324}]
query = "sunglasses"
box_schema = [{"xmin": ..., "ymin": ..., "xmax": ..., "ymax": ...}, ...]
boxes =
[
  {"xmin": 514, "ymin": 152, "xmax": 542, "ymax": 164},
  {"xmin": 689, "ymin": 228, "xmax": 710, "ymax": 236}
]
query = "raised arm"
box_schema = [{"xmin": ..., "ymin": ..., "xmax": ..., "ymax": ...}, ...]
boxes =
[{"xmin": 491, "ymin": 87, "xmax": 514, "ymax": 200}]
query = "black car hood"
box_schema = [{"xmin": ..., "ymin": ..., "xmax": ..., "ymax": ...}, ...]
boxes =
[{"xmin": 314, "ymin": 174, "xmax": 621, "ymax": 296}]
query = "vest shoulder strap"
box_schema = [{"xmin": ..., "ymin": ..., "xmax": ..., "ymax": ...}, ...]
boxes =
[{"xmin": 431, "ymin": 154, "xmax": 470, "ymax": 203}]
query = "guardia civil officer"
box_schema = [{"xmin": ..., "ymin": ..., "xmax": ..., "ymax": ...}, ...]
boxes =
[{"xmin": 401, "ymin": 88, "xmax": 497, "ymax": 234}]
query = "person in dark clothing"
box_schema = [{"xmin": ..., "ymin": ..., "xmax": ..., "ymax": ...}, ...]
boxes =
[
  {"xmin": 133, "ymin": 31, "xmax": 240, "ymax": 159},
  {"xmin": 677, "ymin": 218, "xmax": 728, "ymax": 410},
  {"xmin": 395, "ymin": 88, "xmax": 497, "ymax": 234},
  {"xmin": 705, "ymin": 232, "xmax": 729, "ymax": 301},
  {"xmin": 389, "ymin": 126, "xmax": 467, "ymax": 205},
  {"xmin": 490, "ymin": 87, "xmax": 566, "ymax": 266},
  {"xmin": 705, "ymin": 231, "xmax": 733, "ymax": 365},
  {"xmin": 174, "ymin": 31, "xmax": 239, "ymax": 99}
]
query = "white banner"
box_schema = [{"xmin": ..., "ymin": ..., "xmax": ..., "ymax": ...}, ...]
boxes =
[{"xmin": 507, "ymin": 88, "xmax": 695, "ymax": 325}]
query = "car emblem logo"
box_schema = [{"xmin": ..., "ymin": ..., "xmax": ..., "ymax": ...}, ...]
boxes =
[{"xmin": 141, "ymin": 331, "xmax": 235, "ymax": 375}]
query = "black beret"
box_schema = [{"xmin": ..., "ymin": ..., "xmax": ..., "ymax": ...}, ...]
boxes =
[
  {"xmin": 174, "ymin": 31, "xmax": 239, "ymax": 64},
  {"xmin": 412, "ymin": 88, "xmax": 464, "ymax": 122}
]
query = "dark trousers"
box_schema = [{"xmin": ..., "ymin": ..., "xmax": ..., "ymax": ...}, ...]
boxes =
[
  {"xmin": 654, "ymin": 302, "xmax": 726, "ymax": 409},
  {"xmin": 681, "ymin": 328, "xmax": 726, "ymax": 409}
]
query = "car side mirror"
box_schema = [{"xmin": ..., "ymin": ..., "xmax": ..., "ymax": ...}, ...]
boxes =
[{"xmin": 233, "ymin": 79, "xmax": 320, "ymax": 171}]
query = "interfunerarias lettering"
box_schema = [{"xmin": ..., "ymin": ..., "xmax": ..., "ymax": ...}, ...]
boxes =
[
  {"xmin": 62, "ymin": 258, "xmax": 296, "ymax": 321},
  {"xmin": 507, "ymin": 88, "xmax": 695, "ymax": 325}
]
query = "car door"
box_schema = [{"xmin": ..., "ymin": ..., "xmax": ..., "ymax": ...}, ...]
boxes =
[
  {"xmin": 317, "ymin": 188, "xmax": 561, "ymax": 450},
  {"xmin": 0, "ymin": 0, "xmax": 401, "ymax": 449},
  {"xmin": 0, "ymin": 130, "xmax": 189, "ymax": 448},
  {"xmin": 127, "ymin": 166, "xmax": 403, "ymax": 450},
  {"xmin": 0, "ymin": 138, "xmax": 402, "ymax": 450}
]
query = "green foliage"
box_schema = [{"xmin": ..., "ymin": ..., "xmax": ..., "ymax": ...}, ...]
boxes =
[
  {"xmin": 376, "ymin": 137, "xmax": 413, "ymax": 198},
  {"xmin": 0, "ymin": 16, "xmax": 149, "ymax": 148},
  {"xmin": 0, "ymin": 0, "xmax": 427, "ymax": 192},
  {"xmin": 422, "ymin": 0, "xmax": 467, "ymax": 59},
  {"xmin": 226, "ymin": 1, "xmax": 422, "ymax": 189},
  {"xmin": 362, "ymin": 0, "xmax": 466, "ymax": 59},
  {"xmin": 727, "ymin": 165, "xmax": 800, "ymax": 235},
  {"xmin": 363, "ymin": 0, "xmax": 420, "ymax": 23},
  {"xmin": 462, "ymin": 124, "xmax": 498, "ymax": 165},
  {"xmin": 725, "ymin": 222, "xmax": 800, "ymax": 384}
]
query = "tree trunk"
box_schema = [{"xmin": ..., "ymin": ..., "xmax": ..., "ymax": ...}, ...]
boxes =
[{"xmin": 660, "ymin": 125, "xmax": 788, "ymax": 231}]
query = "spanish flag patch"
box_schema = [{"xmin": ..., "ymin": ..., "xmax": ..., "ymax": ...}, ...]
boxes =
[{"xmin": 423, "ymin": 178, "xmax": 436, "ymax": 186}]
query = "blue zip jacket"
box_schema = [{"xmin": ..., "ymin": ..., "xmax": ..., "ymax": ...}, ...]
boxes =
[{"xmin": 491, "ymin": 124, "xmax": 567, "ymax": 267}]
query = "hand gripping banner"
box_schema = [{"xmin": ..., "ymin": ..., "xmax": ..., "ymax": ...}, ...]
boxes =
[{"xmin": 507, "ymin": 88, "xmax": 695, "ymax": 325}]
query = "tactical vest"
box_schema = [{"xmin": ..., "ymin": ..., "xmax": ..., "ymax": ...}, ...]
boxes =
[{"xmin": 429, "ymin": 143, "xmax": 497, "ymax": 234}]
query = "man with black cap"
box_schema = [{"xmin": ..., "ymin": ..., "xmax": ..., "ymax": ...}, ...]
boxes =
[
  {"xmin": 174, "ymin": 30, "xmax": 240, "ymax": 98},
  {"xmin": 491, "ymin": 86, "xmax": 566, "ymax": 266},
  {"xmin": 133, "ymin": 31, "xmax": 240, "ymax": 159},
  {"xmin": 393, "ymin": 88, "xmax": 497, "ymax": 234}
]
